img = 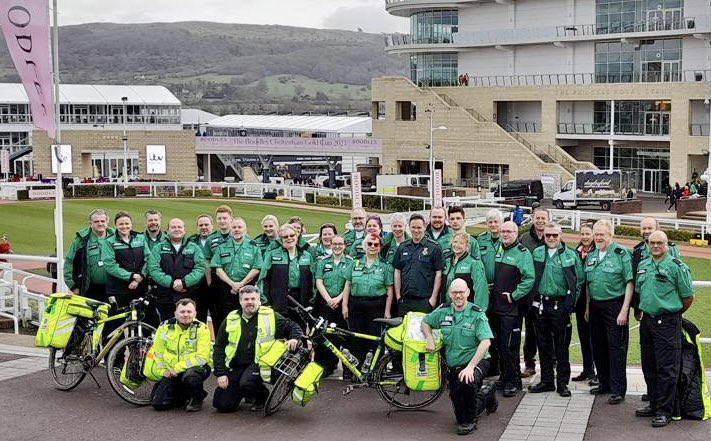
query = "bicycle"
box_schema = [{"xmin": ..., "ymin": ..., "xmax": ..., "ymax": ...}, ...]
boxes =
[
  {"xmin": 263, "ymin": 296, "xmax": 445, "ymax": 415},
  {"xmin": 48, "ymin": 296, "xmax": 157, "ymax": 405}
]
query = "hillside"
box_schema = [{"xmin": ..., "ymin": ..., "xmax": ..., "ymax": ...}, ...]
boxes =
[{"xmin": 0, "ymin": 21, "xmax": 408, "ymax": 115}]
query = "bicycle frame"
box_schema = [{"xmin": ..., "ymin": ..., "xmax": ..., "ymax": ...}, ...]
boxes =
[
  {"xmin": 315, "ymin": 326, "xmax": 389, "ymax": 384},
  {"xmin": 88, "ymin": 308, "xmax": 151, "ymax": 363}
]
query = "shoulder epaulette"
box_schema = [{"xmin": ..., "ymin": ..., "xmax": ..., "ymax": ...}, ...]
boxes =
[
  {"xmin": 248, "ymin": 239, "xmax": 258, "ymax": 246},
  {"xmin": 669, "ymin": 241, "xmax": 677, "ymax": 247},
  {"xmin": 477, "ymin": 231, "xmax": 488, "ymax": 238},
  {"xmin": 615, "ymin": 247, "xmax": 626, "ymax": 255},
  {"xmin": 517, "ymin": 244, "xmax": 528, "ymax": 252},
  {"xmin": 633, "ymin": 241, "xmax": 645, "ymax": 250},
  {"xmin": 672, "ymin": 258, "xmax": 684, "ymax": 266},
  {"xmin": 470, "ymin": 304, "xmax": 483, "ymax": 312}
]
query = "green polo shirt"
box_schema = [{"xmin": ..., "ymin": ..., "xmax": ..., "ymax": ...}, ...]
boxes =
[
  {"xmin": 476, "ymin": 231, "xmax": 500, "ymax": 284},
  {"xmin": 288, "ymin": 252, "xmax": 313, "ymax": 289},
  {"xmin": 210, "ymin": 237, "xmax": 263, "ymax": 281},
  {"xmin": 636, "ymin": 254, "xmax": 693, "ymax": 316},
  {"xmin": 315, "ymin": 255, "xmax": 354, "ymax": 298},
  {"xmin": 584, "ymin": 242, "xmax": 634, "ymax": 301},
  {"xmin": 343, "ymin": 229, "xmax": 365, "ymax": 248},
  {"xmin": 633, "ymin": 241, "xmax": 681, "ymax": 261},
  {"xmin": 533, "ymin": 244, "xmax": 584, "ymax": 300},
  {"xmin": 349, "ymin": 257, "xmax": 393, "ymax": 298},
  {"xmin": 426, "ymin": 225, "xmax": 453, "ymax": 257},
  {"xmin": 424, "ymin": 304, "xmax": 493, "ymax": 367},
  {"xmin": 443, "ymin": 254, "xmax": 490, "ymax": 311},
  {"xmin": 203, "ymin": 230, "xmax": 231, "ymax": 261},
  {"xmin": 392, "ymin": 238, "xmax": 445, "ymax": 299},
  {"xmin": 143, "ymin": 230, "xmax": 164, "ymax": 254}
]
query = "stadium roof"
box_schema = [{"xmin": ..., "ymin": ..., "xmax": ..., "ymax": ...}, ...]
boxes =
[
  {"xmin": 0, "ymin": 83, "xmax": 180, "ymax": 106},
  {"xmin": 206, "ymin": 114, "xmax": 372, "ymax": 134},
  {"xmin": 181, "ymin": 108, "xmax": 220, "ymax": 125}
]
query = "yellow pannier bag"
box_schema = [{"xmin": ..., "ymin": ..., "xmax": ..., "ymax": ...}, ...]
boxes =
[
  {"xmin": 401, "ymin": 312, "xmax": 442, "ymax": 392},
  {"xmin": 35, "ymin": 293, "xmax": 108, "ymax": 348},
  {"xmin": 384, "ymin": 322, "xmax": 404, "ymax": 352},
  {"xmin": 292, "ymin": 362, "xmax": 324, "ymax": 406}
]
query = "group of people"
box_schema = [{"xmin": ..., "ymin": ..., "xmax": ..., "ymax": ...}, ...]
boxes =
[
  {"xmin": 61, "ymin": 204, "xmax": 695, "ymax": 432},
  {"xmin": 665, "ymin": 180, "xmax": 708, "ymax": 212}
]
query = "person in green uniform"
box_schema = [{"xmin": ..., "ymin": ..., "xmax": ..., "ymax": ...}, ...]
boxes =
[
  {"xmin": 343, "ymin": 233, "xmax": 393, "ymax": 365},
  {"xmin": 348, "ymin": 215, "xmax": 383, "ymax": 259},
  {"xmin": 447, "ymin": 205, "xmax": 481, "ymax": 259},
  {"xmin": 585, "ymin": 219, "xmax": 634, "ymax": 405},
  {"xmin": 422, "ymin": 278, "xmax": 493, "ymax": 435},
  {"xmin": 287, "ymin": 216, "xmax": 311, "ymax": 253},
  {"xmin": 393, "ymin": 214, "xmax": 444, "ymax": 316},
  {"xmin": 147, "ymin": 218, "xmax": 207, "ymax": 321},
  {"xmin": 258, "ymin": 224, "xmax": 314, "ymax": 328},
  {"xmin": 520, "ymin": 207, "xmax": 549, "ymax": 379},
  {"xmin": 442, "ymin": 232, "xmax": 489, "ymax": 311},
  {"xmin": 425, "ymin": 206, "xmax": 453, "ymax": 258},
  {"xmin": 64, "ymin": 208, "xmax": 115, "ymax": 302},
  {"xmin": 634, "ymin": 231, "xmax": 694, "ymax": 427},
  {"xmin": 573, "ymin": 223, "xmax": 597, "ymax": 384},
  {"xmin": 528, "ymin": 222, "xmax": 584, "ymax": 397},
  {"xmin": 143, "ymin": 209, "xmax": 164, "ymax": 254},
  {"xmin": 477, "ymin": 208, "xmax": 504, "ymax": 286},
  {"xmin": 381, "ymin": 213, "xmax": 410, "ymax": 264},
  {"xmin": 310, "ymin": 223, "xmax": 337, "ymax": 263},
  {"xmin": 211, "ymin": 217, "xmax": 263, "ymax": 331},
  {"xmin": 103, "ymin": 211, "xmax": 149, "ymax": 307},
  {"xmin": 187, "ymin": 214, "xmax": 214, "ymax": 323},
  {"xmin": 254, "ymin": 214, "xmax": 279, "ymax": 255},
  {"xmin": 314, "ymin": 234, "xmax": 353, "ymax": 376},
  {"xmin": 343, "ymin": 208, "xmax": 367, "ymax": 248}
]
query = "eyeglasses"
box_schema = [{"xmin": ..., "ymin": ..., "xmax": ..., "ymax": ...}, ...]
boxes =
[
  {"xmin": 281, "ymin": 234, "xmax": 296, "ymax": 239},
  {"xmin": 649, "ymin": 241, "xmax": 666, "ymax": 246},
  {"xmin": 544, "ymin": 233, "xmax": 559, "ymax": 238},
  {"xmin": 501, "ymin": 230, "xmax": 516, "ymax": 234},
  {"xmin": 450, "ymin": 290, "xmax": 467, "ymax": 296},
  {"xmin": 365, "ymin": 241, "xmax": 381, "ymax": 247}
]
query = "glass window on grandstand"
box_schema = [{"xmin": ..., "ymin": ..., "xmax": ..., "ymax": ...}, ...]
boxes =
[{"xmin": 410, "ymin": 53, "xmax": 458, "ymax": 87}]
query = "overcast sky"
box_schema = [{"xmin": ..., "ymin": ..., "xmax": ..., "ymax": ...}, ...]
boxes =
[{"xmin": 56, "ymin": 0, "xmax": 409, "ymax": 33}]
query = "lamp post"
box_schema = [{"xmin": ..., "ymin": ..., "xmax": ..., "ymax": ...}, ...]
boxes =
[
  {"xmin": 121, "ymin": 96, "xmax": 128, "ymax": 189},
  {"xmin": 427, "ymin": 109, "xmax": 447, "ymax": 206}
]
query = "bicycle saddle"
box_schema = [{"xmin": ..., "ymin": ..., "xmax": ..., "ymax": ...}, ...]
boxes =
[{"xmin": 373, "ymin": 317, "xmax": 403, "ymax": 327}]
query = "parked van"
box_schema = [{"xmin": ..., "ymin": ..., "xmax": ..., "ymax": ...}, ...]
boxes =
[{"xmin": 492, "ymin": 180, "xmax": 544, "ymax": 204}]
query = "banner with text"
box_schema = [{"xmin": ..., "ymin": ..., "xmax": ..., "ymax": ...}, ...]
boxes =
[
  {"xmin": 0, "ymin": 1, "xmax": 55, "ymax": 139},
  {"xmin": 50, "ymin": 144, "xmax": 71, "ymax": 174},
  {"xmin": 433, "ymin": 169, "xmax": 443, "ymax": 207},
  {"xmin": 350, "ymin": 172, "xmax": 362, "ymax": 209},
  {"xmin": 146, "ymin": 145, "xmax": 167, "ymax": 174},
  {"xmin": 0, "ymin": 149, "xmax": 9, "ymax": 173}
]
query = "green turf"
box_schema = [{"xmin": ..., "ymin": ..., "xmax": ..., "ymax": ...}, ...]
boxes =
[{"xmin": 0, "ymin": 199, "xmax": 349, "ymax": 255}]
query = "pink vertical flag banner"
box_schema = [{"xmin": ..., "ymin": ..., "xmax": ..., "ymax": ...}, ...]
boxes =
[{"xmin": 0, "ymin": 0, "xmax": 55, "ymax": 139}]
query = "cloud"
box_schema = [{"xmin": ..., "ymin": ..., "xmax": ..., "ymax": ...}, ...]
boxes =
[{"xmin": 321, "ymin": 5, "xmax": 408, "ymax": 33}]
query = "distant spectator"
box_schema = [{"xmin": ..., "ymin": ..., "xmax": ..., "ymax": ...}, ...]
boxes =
[
  {"xmin": 681, "ymin": 186, "xmax": 690, "ymax": 199},
  {"xmin": 0, "ymin": 234, "xmax": 12, "ymax": 263},
  {"xmin": 511, "ymin": 205, "xmax": 524, "ymax": 226}
]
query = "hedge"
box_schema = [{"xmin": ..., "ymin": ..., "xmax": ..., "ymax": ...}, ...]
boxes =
[{"xmin": 607, "ymin": 225, "xmax": 696, "ymax": 243}]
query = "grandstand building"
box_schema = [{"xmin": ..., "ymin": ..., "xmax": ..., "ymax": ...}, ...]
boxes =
[{"xmin": 374, "ymin": 0, "xmax": 711, "ymax": 192}]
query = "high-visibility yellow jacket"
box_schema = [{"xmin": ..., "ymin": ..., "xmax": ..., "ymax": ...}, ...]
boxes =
[{"xmin": 143, "ymin": 319, "xmax": 212, "ymax": 381}]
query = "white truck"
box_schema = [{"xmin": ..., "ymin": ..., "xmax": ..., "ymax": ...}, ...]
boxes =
[
  {"xmin": 376, "ymin": 174, "xmax": 431, "ymax": 194},
  {"xmin": 552, "ymin": 170, "xmax": 629, "ymax": 211}
]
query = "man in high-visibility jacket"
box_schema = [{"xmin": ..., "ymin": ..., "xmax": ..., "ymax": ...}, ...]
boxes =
[
  {"xmin": 143, "ymin": 298, "xmax": 212, "ymax": 412},
  {"xmin": 212, "ymin": 285, "xmax": 303, "ymax": 413}
]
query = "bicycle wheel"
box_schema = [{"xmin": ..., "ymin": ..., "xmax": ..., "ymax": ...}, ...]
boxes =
[
  {"xmin": 49, "ymin": 328, "xmax": 91, "ymax": 391},
  {"xmin": 264, "ymin": 350, "xmax": 308, "ymax": 416},
  {"xmin": 373, "ymin": 351, "xmax": 445, "ymax": 410},
  {"xmin": 105, "ymin": 336, "xmax": 154, "ymax": 406}
]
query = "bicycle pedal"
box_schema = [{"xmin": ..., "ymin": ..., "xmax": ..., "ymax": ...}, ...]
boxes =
[{"xmin": 343, "ymin": 385, "xmax": 355, "ymax": 396}]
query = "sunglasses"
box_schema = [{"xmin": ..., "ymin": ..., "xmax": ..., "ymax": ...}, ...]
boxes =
[
  {"xmin": 544, "ymin": 233, "xmax": 559, "ymax": 238},
  {"xmin": 281, "ymin": 234, "xmax": 296, "ymax": 239},
  {"xmin": 365, "ymin": 241, "xmax": 381, "ymax": 247}
]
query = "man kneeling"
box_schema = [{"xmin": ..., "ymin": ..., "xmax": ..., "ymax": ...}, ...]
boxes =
[
  {"xmin": 422, "ymin": 279, "xmax": 494, "ymax": 435},
  {"xmin": 146, "ymin": 298, "xmax": 212, "ymax": 411},
  {"xmin": 212, "ymin": 285, "xmax": 304, "ymax": 412}
]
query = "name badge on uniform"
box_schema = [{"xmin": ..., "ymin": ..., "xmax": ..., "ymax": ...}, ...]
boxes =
[
  {"xmin": 220, "ymin": 253, "xmax": 231, "ymax": 258},
  {"xmin": 403, "ymin": 252, "xmax": 409, "ymax": 256},
  {"xmin": 272, "ymin": 256, "xmax": 283, "ymax": 262},
  {"xmin": 587, "ymin": 258, "xmax": 596, "ymax": 266},
  {"xmin": 637, "ymin": 269, "xmax": 646, "ymax": 274},
  {"xmin": 88, "ymin": 244, "xmax": 98, "ymax": 250},
  {"xmin": 242, "ymin": 264, "xmax": 251, "ymax": 268},
  {"xmin": 422, "ymin": 248, "xmax": 429, "ymax": 256},
  {"xmin": 97, "ymin": 260, "xmax": 104, "ymax": 266}
]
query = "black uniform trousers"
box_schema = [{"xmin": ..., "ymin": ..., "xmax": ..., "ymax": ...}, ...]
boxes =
[
  {"xmin": 348, "ymin": 296, "xmax": 386, "ymax": 364},
  {"xmin": 212, "ymin": 280, "xmax": 239, "ymax": 333},
  {"xmin": 485, "ymin": 309, "xmax": 499, "ymax": 377},
  {"xmin": 574, "ymin": 292, "xmax": 595, "ymax": 375},
  {"xmin": 589, "ymin": 297, "xmax": 628, "ymax": 396},
  {"xmin": 213, "ymin": 364, "xmax": 268, "ymax": 413},
  {"xmin": 151, "ymin": 366, "xmax": 211, "ymax": 410},
  {"xmin": 194, "ymin": 278, "xmax": 216, "ymax": 326},
  {"xmin": 533, "ymin": 304, "xmax": 572, "ymax": 387},
  {"xmin": 448, "ymin": 359, "xmax": 490, "ymax": 424},
  {"xmin": 490, "ymin": 314, "xmax": 523, "ymax": 388},
  {"xmin": 523, "ymin": 309, "xmax": 538, "ymax": 370},
  {"xmin": 640, "ymin": 312, "xmax": 682, "ymax": 417},
  {"xmin": 397, "ymin": 296, "xmax": 433, "ymax": 317},
  {"xmin": 314, "ymin": 296, "xmax": 347, "ymax": 375}
]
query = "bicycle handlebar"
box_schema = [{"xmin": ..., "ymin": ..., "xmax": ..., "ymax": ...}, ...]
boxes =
[{"xmin": 286, "ymin": 295, "xmax": 319, "ymax": 325}]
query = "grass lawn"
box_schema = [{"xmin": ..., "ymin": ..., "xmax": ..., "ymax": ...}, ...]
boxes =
[{"xmin": 0, "ymin": 199, "xmax": 349, "ymax": 255}]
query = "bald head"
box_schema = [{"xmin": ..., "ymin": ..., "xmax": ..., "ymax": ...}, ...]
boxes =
[
  {"xmin": 168, "ymin": 218, "xmax": 185, "ymax": 242},
  {"xmin": 640, "ymin": 217, "xmax": 659, "ymax": 241},
  {"xmin": 448, "ymin": 278, "xmax": 470, "ymax": 308},
  {"xmin": 648, "ymin": 230, "xmax": 669, "ymax": 259}
]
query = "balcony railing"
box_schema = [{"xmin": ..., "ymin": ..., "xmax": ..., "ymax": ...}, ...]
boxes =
[
  {"xmin": 0, "ymin": 114, "xmax": 32, "ymax": 124},
  {"xmin": 501, "ymin": 121, "xmax": 541, "ymax": 133},
  {"xmin": 556, "ymin": 16, "xmax": 700, "ymax": 37},
  {"xmin": 558, "ymin": 123, "xmax": 670, "ymax": 136},
  {"xmin": 690, "ymin": 124, "xmax": 710, "ymax": 136},
  {"xmin": 470, "ymin": 70, "xmax": 711, "ymax": 87}
]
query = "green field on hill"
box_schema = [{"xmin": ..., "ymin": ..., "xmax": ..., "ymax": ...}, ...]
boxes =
[{"xmin": 1, "ymin": 199, "xmax": 349, "ymax": 255}]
